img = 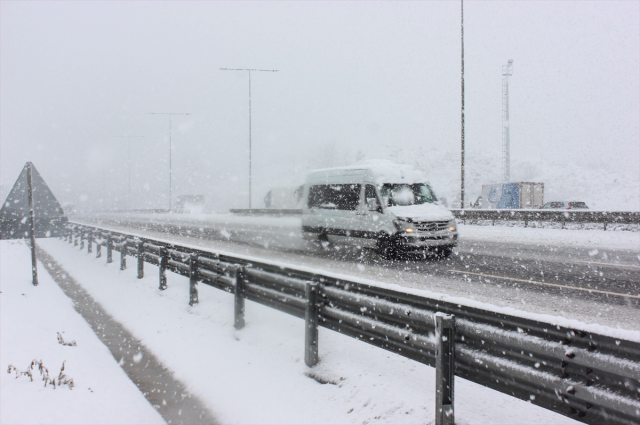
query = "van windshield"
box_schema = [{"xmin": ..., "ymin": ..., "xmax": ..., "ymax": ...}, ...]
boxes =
[{"xmin": 380, "ymin": 183, "xmax": 437, "ymax": 206}]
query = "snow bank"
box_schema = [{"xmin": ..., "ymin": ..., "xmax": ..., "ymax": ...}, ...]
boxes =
[{"xmin": 0, "ymin": 240, "xmax": 164, "ymax": 425}]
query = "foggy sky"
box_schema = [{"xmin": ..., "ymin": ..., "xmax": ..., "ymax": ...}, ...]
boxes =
[{"xmin": 1, "ymin": 1, "xmax": 638, "ymax": 210}]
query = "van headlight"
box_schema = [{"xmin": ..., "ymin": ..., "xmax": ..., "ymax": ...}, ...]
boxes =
[
  {"xmin": 393, "ymin": 219, "xmax": 415, "ymax": 233},
  {"xmin": 448, "ymin": 219, "xmax": 457, "ymax": 232}
]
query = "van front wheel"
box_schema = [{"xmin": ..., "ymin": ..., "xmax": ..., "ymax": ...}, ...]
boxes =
[
  {"xmin": 376, "ymin": 234, "xmax": 397, "ymax": 260},
  {"xmin": 433, "ymin": 246, "xmax": 453, "ymax": 259}
]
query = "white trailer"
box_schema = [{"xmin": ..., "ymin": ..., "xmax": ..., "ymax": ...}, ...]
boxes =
[{"xmin": 481, "ymin": 182, "xmax": 544, "ymax": 209}]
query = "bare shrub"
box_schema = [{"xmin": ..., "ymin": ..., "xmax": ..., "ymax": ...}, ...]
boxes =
[
  {"xmin": 57, "ymin": 332, "xmax": 77, "ymax": 347},
  {"xmin": 7, "ymin": 360, "xmax": 74, "ymax": 389}
]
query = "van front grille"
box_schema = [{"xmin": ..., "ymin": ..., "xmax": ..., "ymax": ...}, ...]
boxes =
[{"xmin": 414, "ymin": 221, "xmax": 450, "ymax": 232}]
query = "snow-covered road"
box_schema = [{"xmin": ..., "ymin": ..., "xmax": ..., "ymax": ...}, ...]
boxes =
[{"xmin": 73, "ymin": 213, "xmax": 640, "ymax": 330}]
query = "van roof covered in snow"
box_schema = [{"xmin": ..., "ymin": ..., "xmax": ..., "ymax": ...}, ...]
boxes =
[{"xmin": 306, "ymin": 160, "xmax": 428, "ymax": 185}]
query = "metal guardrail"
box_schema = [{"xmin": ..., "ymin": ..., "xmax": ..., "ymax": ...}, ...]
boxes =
[
  {"xmin": 64, "ymin": 222, "xmax": 640, "ymax": 425},
  {"xmin": 227, "ymin": 208, "xmax": 640, "ymax": 231},
  {"xmin": 452, "ymin": 209, "xmax": 640, "ymax": 230},
  {"xmin": 230, "ymin": 208, "xmax": 303, "ymax": 216}
]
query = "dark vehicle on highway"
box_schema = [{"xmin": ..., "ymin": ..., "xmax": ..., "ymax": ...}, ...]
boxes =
[{"xmin": 540, "ymin": 201, "xmax": 589, "ymax": 210}]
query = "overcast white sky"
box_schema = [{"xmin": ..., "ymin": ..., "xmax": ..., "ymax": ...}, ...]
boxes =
[{"xmin": 1, "ymin": 1, "xmax": 638, "ymax": 210}]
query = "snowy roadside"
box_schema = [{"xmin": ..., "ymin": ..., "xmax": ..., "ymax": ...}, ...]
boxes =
[
  {"xmin": 0, "ymin": 240, "xmax": 165, "ymax": 425},
  {"xmin": 36, "ymin": 237, "xmax": 581, "ymax": 425}
]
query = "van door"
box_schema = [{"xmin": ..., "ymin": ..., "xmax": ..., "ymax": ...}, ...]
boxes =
[
  {"xmin": 330, "ymin": 183, "xmax": 362, "ymax": 245},
  {"xmin": 351, "ymin": 184, "xmax": 383, "ymax": 248}
]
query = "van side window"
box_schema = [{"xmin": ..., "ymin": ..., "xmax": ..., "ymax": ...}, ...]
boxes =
[
  {"xmin": 365, "ymin": 185, "xmax": 380, "ymax": 210},
  {"xmin": 308, "ymin": 184, "xmax": 361, "ymax": 210}
]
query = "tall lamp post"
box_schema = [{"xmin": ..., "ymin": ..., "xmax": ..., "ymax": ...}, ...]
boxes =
[
  {"xmin": 220, "ymin": 68, "xmax": 278, "ymax": 208},
  {"xmin": 114, "ymin": 135, "xmax": 144, "ymax": 211},
  {"xmin": 150, "ymin": 112, "xmax": 190, "ymax": 211},
  {"xmin": 460, "ymin": 0, "xmax": 466, "ymax": 209}
]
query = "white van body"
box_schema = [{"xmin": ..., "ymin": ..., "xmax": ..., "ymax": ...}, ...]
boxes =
[{"xmin": 301, "ymin": 160, "xmax": 457, "ymax": 256}]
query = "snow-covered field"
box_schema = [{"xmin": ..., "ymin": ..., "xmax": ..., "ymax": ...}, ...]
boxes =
[
  {"xmin": 29, "ymin": 237, "xmax": 585, "ymax": 425},
  {"xmin": 0, "ymin": 240, "xmax": 165, "ymax": 425}
]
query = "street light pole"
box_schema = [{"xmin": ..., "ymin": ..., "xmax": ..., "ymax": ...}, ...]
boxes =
[
  {"xmin": 150, "ymin": 113, "xmax": 190, "ymax": 211},
  {"xmin": 220, "ymin": 68, "xmax": 278, "ymax": 208},
  {"xmin": 460, "ymin": 0, "xmax": 466, "ymax": 209}
]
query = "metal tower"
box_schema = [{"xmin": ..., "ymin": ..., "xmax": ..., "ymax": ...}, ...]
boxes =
[{"xmin": 502, "ymin": 59, "xmax": 513, "ymax": 182}]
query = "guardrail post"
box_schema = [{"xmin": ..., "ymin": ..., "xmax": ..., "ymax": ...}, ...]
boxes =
[
  {"xmin": 189, "ymin": 254, "xmax": 199, "ymax": 306},
  {"xmin": 159, "ymin": 247, "xmax": 168, "ymax": 290},
  {"xmin": 234, "ymin": 268, "xmax": 246, "ymax": 329},
  {"xmin": 304, "ymin": 281, "xmax": 319, "ymax": 367},
  {"xmin": 106, "ymin": 235, "xmax": 113, "ymax": 263},
  {"xmin": 79, "ymin": 232, "xmax": 85, "ymax": 250},
  {"xmin": 137, "ymin": 241, "xmax": 144, "ymax": 279},
  {"xmin": 435, "ymin": 313, "xmax": 455, "ymax": 425},
  {"xmin": 67, "ymin": 228, "xmax": 72, "ymax": 243},
  {"xmin": 120, "ymin": 238, "xmax": 127, "ymax": 270},
  {"xmin": 87, "ymin": 231, "xmax": 93, "ymax": 254},
  {"xmin": 74, "ymin": 231, "xmax": 78, "ymax": 246},
  {"xmin": 603, "ymin": 222, "xmax": 607, "ymax": 231},
  {"xmin": 96, "ymin": 238, "xmax": 102, "ymax": 258}
]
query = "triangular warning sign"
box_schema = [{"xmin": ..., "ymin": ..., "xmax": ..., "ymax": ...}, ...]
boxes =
[{"xmin": 0, "ymin": 162, "xmax": 68, "ymax": 240}]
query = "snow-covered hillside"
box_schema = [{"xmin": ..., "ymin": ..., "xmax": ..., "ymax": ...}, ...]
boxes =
[{"xmin": 408, "ymin": 147, "xmax": 640, "ymax": 211}]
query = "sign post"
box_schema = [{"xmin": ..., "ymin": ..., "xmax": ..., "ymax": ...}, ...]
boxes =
[
  {"xmin": 27, "ymin": 163, "xmax": 38, "ymax": 286},
  {"xmin": 0, "ymin": 162, "xmax": 67, "ymax": 285}
]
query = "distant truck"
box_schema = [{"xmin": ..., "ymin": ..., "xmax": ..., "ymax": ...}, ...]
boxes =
[
  {"xmin": 175, "ymin": 195, "xmax": 205, "ymax": 213},
  {"xmin": 264, "ymin": 186, "xmax": 303, "ymax": 209},
  {"xmin": 480, "ymin": 182, "xmax": 544, "ymax": 209}
]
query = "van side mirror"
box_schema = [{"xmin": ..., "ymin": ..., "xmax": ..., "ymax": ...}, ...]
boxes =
[{"xmin": 367, "ymin": 198, "xmax": 382, "ymax": 213}]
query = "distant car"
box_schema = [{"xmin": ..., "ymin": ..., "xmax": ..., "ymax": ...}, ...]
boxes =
[
  {"xmin": 540, "ymin": 201, "xmax": 589, "ymax": 210},
  {"xmin": 62, "ymin": 203, "xmax": 77, "ymax": 215}
]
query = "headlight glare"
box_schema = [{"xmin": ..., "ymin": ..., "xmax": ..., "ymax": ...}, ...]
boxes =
[{"xmin": 393, "ymin": 219, "xmax": 415, "ymax": 233}]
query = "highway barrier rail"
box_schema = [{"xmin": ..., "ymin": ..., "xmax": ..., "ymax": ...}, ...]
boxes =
[
  {"xmin": 451, "ymin": 210, "xmax": 640, "ymax": 230},
  {"xmin": 228, "ymin": 208, "xmax": 639, "ymax": 230},
  {"xmin": 64, "ymin": 222, "xmax": 640, "ymax": 425},
  {"xmin": 230, "ymin": 208, "xmax": 304, "ymax": 216}
]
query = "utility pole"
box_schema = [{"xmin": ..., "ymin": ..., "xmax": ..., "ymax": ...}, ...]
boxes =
[
  {"xmin": 114, "ymin": 136, "xmax": 144, "ymax": 211},
  {"xmin": 460, "ymin": 0, "xmax": 466, "ymax": 209},
  {"xmin": 502, "ymin": 59, "xmax": 513, "ymax": 182},
  {"xmin": 150, "ymin": 113, "xmax": 190, "ymax": 211},
  {"xmin": 220, "ymin": 68, "xmax": 279, "ymax": 208}
]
